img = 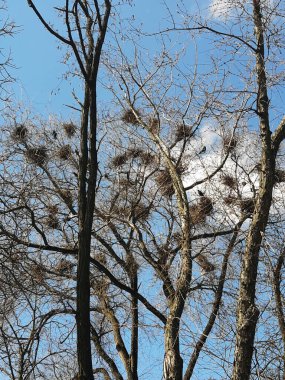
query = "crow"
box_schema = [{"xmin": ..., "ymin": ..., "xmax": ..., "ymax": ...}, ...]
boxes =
[
  {"xmin": 197, "ymin": 190, "xmax": 204, "ymax": 197},
  {"xmin": 199, "ymin": 146, "xmax": 206, "ymax": 154}
]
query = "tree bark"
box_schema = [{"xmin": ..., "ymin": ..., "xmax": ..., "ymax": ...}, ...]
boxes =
[{"xmin": 232, "ymin": 2, "xmax": 274, "ymax": 379}]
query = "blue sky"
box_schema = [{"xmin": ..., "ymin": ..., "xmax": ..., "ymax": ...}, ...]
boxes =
[
  {"xmin": 2, "ymin": 0, "xmax": 180, "ymax": 119},
  {"xmin": 3, "ymin": 1, "xmax": 279, "ymax": 379}
]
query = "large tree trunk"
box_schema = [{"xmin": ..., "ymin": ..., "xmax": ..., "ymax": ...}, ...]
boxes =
[
  {"xmin": 77, "ymin": 85, "xmax": 94, "ymax": 380},
  {"xmin": 76, "ymin": 3, "xmax": 111, "ymax": 378},
  {"xmin": 164, "ymin": 317, "xmax": 183, "ymax": 380},
  {"xmin": 232, "ymin": 1, "xmax": 274, "ymax": 379}
]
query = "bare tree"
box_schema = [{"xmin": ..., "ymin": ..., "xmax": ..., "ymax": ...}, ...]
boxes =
[
  {"xmin": 25, "ymin": 1, "xmax": 111, "ymax": 378},
  {"xmin": 1, "ymin": 1, "xmax": 285, "ymax": 380}
]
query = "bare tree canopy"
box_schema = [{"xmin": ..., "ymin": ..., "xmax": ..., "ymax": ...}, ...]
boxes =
[{"xmin": 0, "ymin": 1, "xmax": 285, "ymax": 380}]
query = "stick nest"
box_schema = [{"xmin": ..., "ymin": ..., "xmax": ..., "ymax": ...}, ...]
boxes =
[
  {"xmin": 190, "ymin": 196, "xmax": 213, "ymax": 225},
  {"xmin": 12, "ymin": 124, "xmax": 28, "ymax": 141},
  {"xmin": 223, "ymin": 196, "xmax": 237, "ymax": 205},
  {"xmin": 111, "ymin": 153, "xmax": 128, "ymax": 168},
  {"xmin": 240, "ymin": 198, "xmax": 255, "ymax": 214},
  {"xmin": 196, "ymin": 254, "xmax": 216, "ymax": 273},
  {"xmin": 58, "ymin": 145, "xmax": 72, "ymax": 160},
  {"xmin": 221, "ymin": 174, "xmax": 237, "ymax": 189},
  {"xmin": 63, "ymin": 122, "xmax": 77, "ymax": 137},
  {"xmin": 223, "ymin": 134, "xmax": 237, "ymax": 151},
  {"xmin": 61, "ymin": 189, "xmax": 73, "ymax": 208},
  {"xmin": 112, "ymin": 203, "xmax": 150, "ymax": 221},
  {"xmin": 26, "ymin": 146, "xmax": 48, "ymax": 166},
  {"xmin": 156, "ymin": 170, "xmax": 175, "ymax": 197},
  {"xmin": 56, "ymin": 259, "xmax": 73, "ymax": 274},
  {"xmin": 174, "ymin": 124, "xmax": 193, "ymax": 143},
  {"xmin": 121, "ymin": 109, "xmax": 141, "ymax": 125},
  {"xmin": 127, "ymin": 148, "xmax": 155, "ymax": 165},
  {"xmin": 156, "ymin": 164, "xmax": 186, "ymax": 197}
]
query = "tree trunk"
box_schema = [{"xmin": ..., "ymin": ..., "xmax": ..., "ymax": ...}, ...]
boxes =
[
  {"xmin": 130, "ymin": 273, "xmax": 138, "ymax": 380},
  {"xmin": 232, "ymin": 2, "xmax": 274, "ymax": 379},
  {"xmin": 164, "ymin": 317, "xmax": 183, "ymax": 380},
  {"xmin": 77, "ymin": 85, "xmax": 94, "ymax": 380}
]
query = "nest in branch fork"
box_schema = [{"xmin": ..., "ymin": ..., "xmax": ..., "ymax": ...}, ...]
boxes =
[
  {"xmin": 46, "ymin": 213, "xmax": 60, "ymax": 229},
  {"xmin": 91, "ymin": 277, "xmax": 109, "ymax": 296},
  {"xmin": 112, "ymin": 202, "xmax": 150, "ymax": 221},
  {"xmin": 63, "ymin": 122, "xmax": 77, "ymax": 137},
  {"xmin": 121, "ymin": 109, "xmax": 141, "ymax": 125},
  {"xmin": 223, "ymin": 196, "xmax": 237, "ymax": 206},
  {"xmin": 55, "ymin": 259, "xmax": 73, "ymax": 274},
  {"xmin": 118, "ymin": 178, "xmax": 135, "ymax": 190},
  {"xmin": 30, "ymin": 263, "xmax": 46, "ymax": 283},
  {"xmin": 12, "ymin": 124, "xmax": 28, "ymax": 141},
  {"xmin": 274, "ymin": 169, "xmax": 285, "ymax": 184},
  {"xmin": 141, "ymin": 152, "xmax": 155, "ymax": 165},
  {"xmin": 240, "ymin": 198, "xmax": 255, "ymax": 214},
  {"xmin": 111, "ymin": 153, "xmax": 128, "ymax": 168},
  {"xmin": 26, "ymin": 146, "xmax": 48, "ymax": 166},
  {"xmin": 196, "ymin": 254, "xmax": 216, "ymax": 273},
  {"xmin": 127, "ymin": 148, "xmax": 154, "ymax": 166},
  {"xmin": 221, "ymin": 174, "xmax": 237, "ymax": 189},
  {"xmin": 61, "ymin": 189, "xmax": 73, "ymax": 208},
  {"xmin": 174, "ymin": 124, "xmax": 193, "ymax": 143},
  {"xmin": 156, "ymin": 163, "xmax": 186, "ymax": 197},
  {"xmin": 127, "ymin": 148, "xmax": 144, "ymax": 158},
  {"xmin": 156, "ymin": 169, "xmax": 175, "ymax": 197},
  {"xmin": 58, "ymin": 145, "xmax": 72, "ymax": 160},
  {"xmin": 222, "ymin": 134, "xmax": 237, "ymax": 151},
  {"xmin": 133, "ymin": 203, "xmax": 150, "ymax": 220},
  {"xmin": 47, "ymin": 204, "xmax": 58, "ymax": 214},
  {"xmin": 190, "ymin": 196, "xmax": 213, "ymax": 225},
  {"xmin": 189, "ymin": 204, "xmax": 206, "ymax": 225}
]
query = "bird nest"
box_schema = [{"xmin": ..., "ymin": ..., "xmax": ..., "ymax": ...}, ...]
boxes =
[
  {"xmin": 58, "ymin": 145, "xmax": 72, "ymax": 160},
  {"xmin": 223, "ymin": 196, "xmax": 237, "ymax": 206},
  {"xmin": 221, "ymin": 174, "xmax": 237, "ymax": 189},
  {"xmin": 61, "ymin": 189, "xmax": 73, "ymax": 208},
  {"xmin": 196, "ymin": 254, "xmax": 216, "ymax": 273},
  {"xmin": 222, "ymin": 134, "xmax": 237, "ymax": 151},
  {"xmin": 46, "ymin": 214, "xmax": 60, "ymax": 229},
  {"xmin": 127, "ymin": 148, "xmax": 144, "ymax": 159},
  {"xmin": 190, "ymin": 196, "xmax": 213, "ymax": 225},
  {"xmin": 55, "ymin": 259, "xmax": 73, "ymax": 274},
  {"xmin": 111, "ymin": 153, "xmax": 128, "ymax": 168},
  {"xmin": 174, "ymin": 124, "xmax": 193, "ymax": 143},
  {"xmin": 156, "ymin": 170, "xmax": 175, "ymax": 197},
  {"xmin": 30, "ymin": 263, "xmax": 46, "ymax": 283},
  {"xmin": 26, "ymin": 146, "xmax": 48, "ymax": 166},
  {"xmin": 127, "ymin": 148, "xmax": 155, "ymax": 165},
  {"xmin": 121, "ymin": 109, "xmax": 141, "ymax": 125},
  {"xmin": 190, "ymin": 204, "xmax": 206, "ymax": 224},
  {"xmin": 112, "ymin": 203, "xmax": 150, "ymax": 221},
  {"xmin": 240, "ymin": 198, "xmax": 255, "ymax": 214},
  {"xmin": 63, "ymin": 122, "xmax": 77, "ymax": 137},
  {"xmin": 12, "ymin": 124, "xmax": 28, "ymax": 141},
  {"xmin": 156, "ymin": 164, "xmax": 187, "ymax": 197}
]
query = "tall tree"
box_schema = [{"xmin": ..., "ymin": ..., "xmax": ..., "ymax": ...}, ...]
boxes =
[
  {"xmin": 0, "ymin": 1, "xmax": 285, "ymax": 379},
  {"xmin": 26, "ymin": 1, "xmax": 111, "ymax": 378}
]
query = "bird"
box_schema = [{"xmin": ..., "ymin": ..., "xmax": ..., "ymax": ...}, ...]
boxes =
[
  {"xmin": 197, "ymin": 190, "xmax": 204, "ymax": 197},
  {"xmin": 52, "ymin": 130, "xmax": 57, "ymax": 139},
  {"xmin": 199, "ymin": 146, "xmax": 206, "ymax": 154}
]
